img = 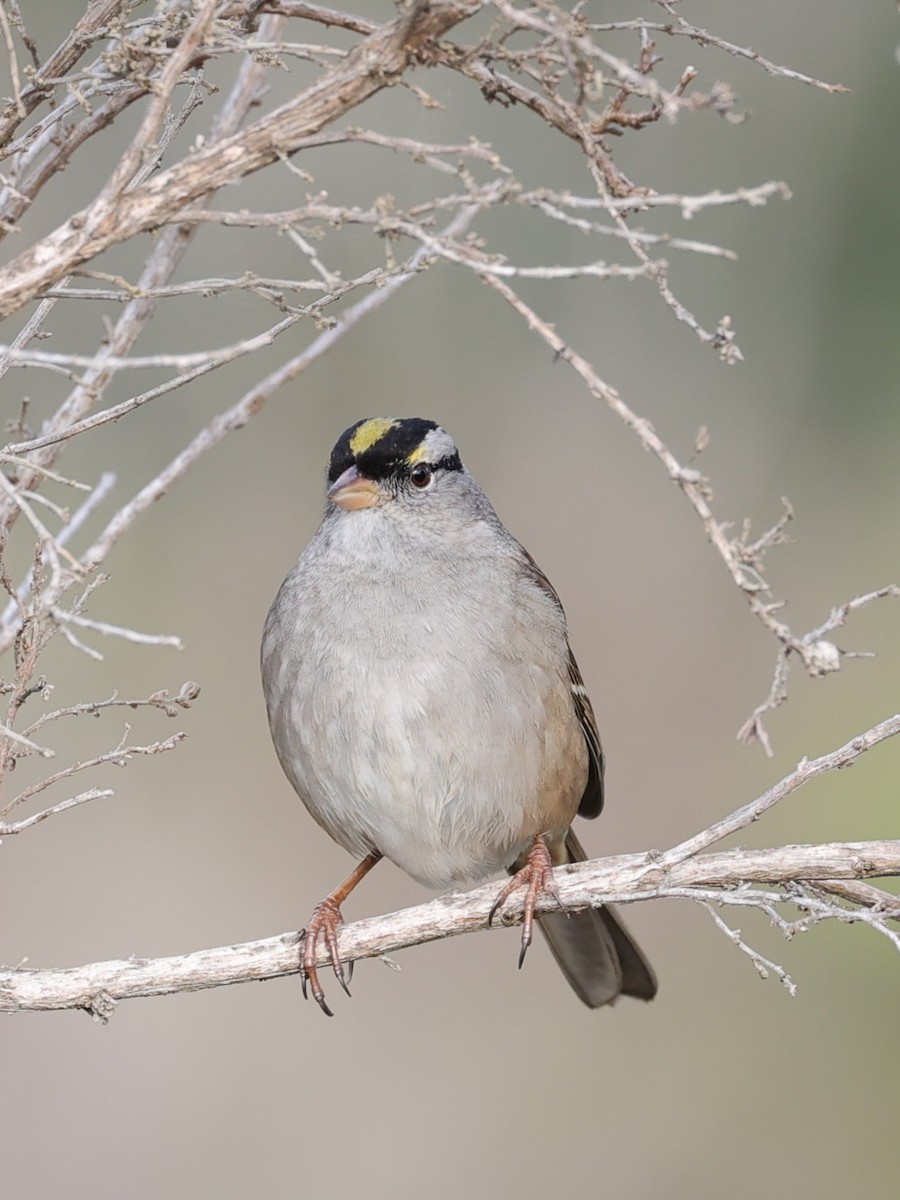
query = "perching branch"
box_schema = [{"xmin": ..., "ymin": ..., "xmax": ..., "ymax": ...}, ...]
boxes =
[
  {"xmin": 3, "ymin": 839, "xmax": 898, "ymax": 1018},
  {"xmin": 2, "ymin": 716, "xmax": 897, "ymax": 1017}
]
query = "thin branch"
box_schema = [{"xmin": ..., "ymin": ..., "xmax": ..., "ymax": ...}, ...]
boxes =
[
  {"xmin": 661, "ymin": 714, "xmax": 900, "ymax": 865},
  {"xmin": 809, "ymin": 879, "xmax": 900, "ymax": 921},
  {"xmin": 0, "ymin": 3, "xmax": 26, "ymax": 122},
  {"xmin": 645, "ymin": 4, "xmax": 849, "ymax": 94},
  {"xmin": 0, "ymin": 317, "xmax": 311, "ymax": 373},
  {"xmin": 75, "ymin": 202, "xmax": 487, "ymax": 575},
  {"xmin": 0, "ymin": 473, "xmax": 116, "ymax": 641},
  {"xmin": 0, "ymin": 471, "xmax": 83, "ymax": 573},
  {"xmin": 258, "ymin": 1, "xmax": 378, "ymax": 35},
  {"xmin": 2, "ymin": 839, "xmax": 898, "ymax": 1017},
  {"xmin": 0, "ymin": 721, "xmax": 53, "ymax": 758},
  {"xmin": 0, "ymin": 8, "xmax": 290, "ymax": 546},
  {"xmin": 739, "ymin": 586, "xmax": 900, "ymax": 749},
  {"xmin": 49, "ymin": 609, "xmax": 184, "ymax": 652},
  {"xmin": 96, "ymin": 0, "xmax": 217, "ymax": 202},
  {"xmin": 0, "ymin": 731, "xmax": 186, "ymax": 820},
  {"xmin": 462, "ymin": 268, "xmax": 897, "ymax": 745},
  {"xmin": 0, "ymin": 787, "xmax": 115, "ymax": 834},
  {"xmin": 699, "ymin": 900, "xmax": 797, "ymax": 995},
  {"xmin": 0, "ymin": 287, "xmax": 63, "ymax": 378},
  {"xmin": 0, "ymin": 0, "xmax": 132, "ymax": 150},
  {"xmin": 0, "ymin": 0, "xmax": 488, "ymax": 317},
  {"xmin": 23, "ymin": 683, "xmax": 201, "ymax": 737}
]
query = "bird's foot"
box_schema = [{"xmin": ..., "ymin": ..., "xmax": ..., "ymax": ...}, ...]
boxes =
[
  {"xmin": 488, "ymin": 837, "xmax": 563, "ymax": 968},
  {"xmin": 300, "ymin": 897, "xmax": 351, "ymax": 1017},
  {"xmin": 297, "ymin": 850, "xmax": 382, "ymax": 1017}
]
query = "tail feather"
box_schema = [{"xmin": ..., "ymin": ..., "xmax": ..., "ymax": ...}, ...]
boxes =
[{"xmin": 536, "ymin": 829, "xmax": 657, "ymax": 1007}]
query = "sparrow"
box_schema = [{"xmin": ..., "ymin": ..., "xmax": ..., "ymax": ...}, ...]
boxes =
[{"xmin": 261, "ymin": 417, "xmax": 656, "ymax": 1014}]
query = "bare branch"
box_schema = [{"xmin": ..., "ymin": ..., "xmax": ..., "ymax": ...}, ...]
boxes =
[
  {"xmin": 739, "ymin": 587, "xmax": 900, "ymax": 750},
  {"xmin": 0, "ymin": 8, "xmax": 289, "ymax": 545},
  {"xmin": 450, "ymin": 269, "xmax": 897, "ymax": 746},
  {"xmin": 0, "ymin": 787, "xmax": 115, "ymax": 835},
  {"xmin": 545, "ymin": 182, "xmax": 792, "ymax": 218},
  {"xmin": 0, "ymin": 0, "xmax": 488, "ymax": 317},
  {"xmin": 699, "ymin": 901, "xmax": 797, "ymax": 996},
  {"xmin": 0, "ymin": 0, "xmax": 132, "ymax": 150},
  {"xmin": 257, "ymin": 1, "xmax": 378, "ymax": 35},
  {"xmin": 2, "ymin": 839, "xmax": 898, "ymax": 1017},
  {"xmin": 23, "ymin": 683, "xmax": 201, "ymax": 736},
  {"xmin": 0, "ymin": 720, "xmax": 53, "ymax": 758},
  {"xmin": 1, "ymin": 708, "xmax": 896, "ymax": 1013},
  {"xmin": 661, "ymin": 714, "xmax": 900, "ymax": 865},
  {"xmin": 644, "ymin": 4, "xmax": 849, "ymax": 93},
  {"xmin": 49, "ymin": 609, "xmax": 184, "ymax": 653},
  {"xmin": 0, "ymin": 730, "xmax": 186, "ymax": 822},
  {"xmin": 96, "ymin": 0, "xmax": 217, "ymax": 203},
  {"xmin": 75, "ymin": 201, "xmax": 488, "ymax": 575}
]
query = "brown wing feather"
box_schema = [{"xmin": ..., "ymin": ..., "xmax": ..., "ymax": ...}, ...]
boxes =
[{"xmin": 518, "ymin": 546, "xmax": 605, "ymax": 819}]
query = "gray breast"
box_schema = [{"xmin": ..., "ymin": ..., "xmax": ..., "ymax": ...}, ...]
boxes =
[{"xmin": 261, "ymin": 507, "xmax": 585, "ymax": 889}]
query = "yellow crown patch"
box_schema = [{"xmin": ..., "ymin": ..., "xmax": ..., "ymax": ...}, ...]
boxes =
[{"xmin": 349, "ymin": 418, "xmax": 396, "ymax": 456}]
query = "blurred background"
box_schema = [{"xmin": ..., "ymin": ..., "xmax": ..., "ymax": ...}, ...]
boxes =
[{"xmin": 2, "ymin": 2, "xmax": 898, "ymax": 1198}]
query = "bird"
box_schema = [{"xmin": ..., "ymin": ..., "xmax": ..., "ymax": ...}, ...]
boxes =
[{"xmin": 261, "ymin": 417, "xmax": 656, "ymax": 1014}]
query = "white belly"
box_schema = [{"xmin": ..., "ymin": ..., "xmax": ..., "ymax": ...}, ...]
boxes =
[{"xmin": 261, "ymin": 514, "xmax": 586, "ymax": 890}]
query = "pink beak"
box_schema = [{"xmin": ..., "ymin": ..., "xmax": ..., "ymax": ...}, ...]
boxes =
[{"xmin": 327, "ymin": 465, "xmax": 383, "ymax": 511}]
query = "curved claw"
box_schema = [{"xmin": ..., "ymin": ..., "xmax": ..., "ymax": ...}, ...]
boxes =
[
  {"xmin": 296, "ymin": 851, "xmax": 382, "ymax": 1015},
  {"xmin": 489, "ymin": 838, "xmax": 564, "ymax": 970},
  {"xmin": 300, "ymin": 897, "xmax": 346, "ymax": 1017}
]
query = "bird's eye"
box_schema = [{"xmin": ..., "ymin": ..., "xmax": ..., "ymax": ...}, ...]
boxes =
[{"xmin": 409, "ymin": 462, "xmax": 433, "ymax": 490}]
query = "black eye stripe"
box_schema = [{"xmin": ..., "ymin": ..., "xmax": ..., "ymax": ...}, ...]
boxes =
[
  {"xmin": 355, "ymin": 450, "xmax": 463, "ymax": 482},
  {"xmin": 429, "ymin": 453, "xmax": 462, "ymax": 474},
  {"xmin": 399, "ymin": 452, "xmax": 463, "ymax": 482}
]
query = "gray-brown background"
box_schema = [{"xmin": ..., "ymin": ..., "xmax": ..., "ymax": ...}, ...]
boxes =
[{"xmin": 3, "ymin": 3, "xmax": 898, "ymax": 1197}]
